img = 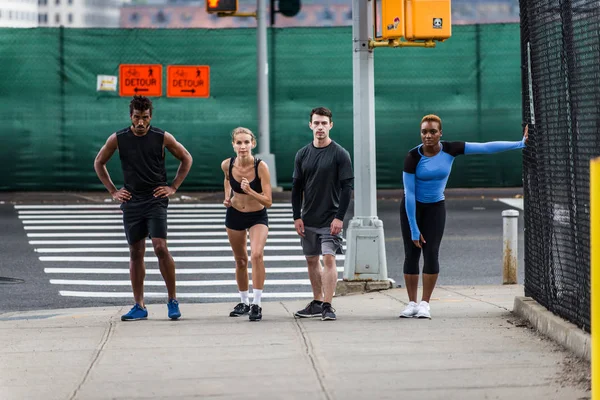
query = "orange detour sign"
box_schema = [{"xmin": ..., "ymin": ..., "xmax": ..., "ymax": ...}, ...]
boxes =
[
  {"xmin": 119, "ymin": 64, "xmax": 163, "ymax": 97},
  {"xmin": 167, "ymin": 66, "xmax": 210, "ymax": 98}
]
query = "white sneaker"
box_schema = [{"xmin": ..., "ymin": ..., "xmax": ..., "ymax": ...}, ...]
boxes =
[
  {"xmin": 416, "ymin": 301, "xmax": 431, "ymax": 319},
  {"xmin": 399, "ymin": 301, "xmax": 419, "ymax": 318}
]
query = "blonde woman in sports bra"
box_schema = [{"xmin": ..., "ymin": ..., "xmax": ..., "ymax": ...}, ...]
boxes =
[{"xmin": 220, "ymin": 127, "xmax": 273, "ymax": 321}]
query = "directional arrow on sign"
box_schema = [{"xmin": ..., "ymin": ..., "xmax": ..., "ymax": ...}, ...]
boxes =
[
  {"xmin": 134, "ymin": 88, "xmax": 149, "ymax": 93},
  {"xmin": 166, "ymin": 65, "xmax": 209, "ymax": 98}
]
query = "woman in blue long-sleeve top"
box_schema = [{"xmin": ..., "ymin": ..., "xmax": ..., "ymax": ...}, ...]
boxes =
[{"xmin": 400, "ymin": 114, "xmax": 528, "ymax": 319}]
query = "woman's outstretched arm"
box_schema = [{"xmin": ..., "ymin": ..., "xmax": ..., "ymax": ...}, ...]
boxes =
[{"xmin": 464, "ymin": 125, "xmax": 528, "ymax": 155}]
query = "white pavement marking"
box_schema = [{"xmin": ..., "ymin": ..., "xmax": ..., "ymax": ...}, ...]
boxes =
[
  {"xmin": 496, "ymin": 198, "xmax": 524, "ymax": 210},
  {"xmin": 44, "ymin": 267, "xmax": 343, "ymax": 274},
  {"xmin": 50, "ymin": 279, "xmax": 311, "ymax": 286},
  {"xmin": 16, "ymin": 202, "xmax": 326, "ymax": 301},
  {"xmin": 59, "ymin": 291, "xmax": 314, "ymax": 298},
  {"xmin": 22, "ymin": 218, "xmax": 291, "ymax": 224},
  {"xmin": 29, "ymin": 238, "xmax": 305, "ymax": 245},
  {"xmin": 15, "ymin": 203, "xmax": 292, "ymax": 209},
  {"xmin": 39, "ymin": 255, "xmax": 345, "ymax": 262},
  {"xmin": 24, "ymin": 224, "xmax": 294, "ymax": 230},
  {"xmin": 19, "ymin": 212, "xmax": 293, "ymax": 219},
  {"xmin": 27, "ymin": 231, "xmax": 299, "ymax": 238},
  {"xmin": 35, "ymin": 245, "xmax": 346, "ymax": 253}
]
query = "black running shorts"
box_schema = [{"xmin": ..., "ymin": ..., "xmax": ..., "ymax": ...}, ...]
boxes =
[
  {"xmin": 225, "ymin": 206, "xmax": 268, "ymax": 231},
  {"xmin": 120, "ymin": 196, "xmax": 168, "ymax": 245}
]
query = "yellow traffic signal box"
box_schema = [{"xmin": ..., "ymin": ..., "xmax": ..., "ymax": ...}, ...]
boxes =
[
  {"xmin": 375, "ymin": 0, "xmax": 405, "ymax": 41},
  {"xmin": 404, "ymin": 0, "xmax": 451, "ymax": 40},
  {"xmin": 206, "ymin": 0, "xmax": 238, "ymax": 13}
]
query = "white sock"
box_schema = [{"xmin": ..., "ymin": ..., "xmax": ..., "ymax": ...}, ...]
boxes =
[
  {"xmin": 240, "ymin": 290, "xmax": 249, "ymax": 305},
  {"xmin": 252, "ymin": 289, "xmax": 263, "ymax": 306}
]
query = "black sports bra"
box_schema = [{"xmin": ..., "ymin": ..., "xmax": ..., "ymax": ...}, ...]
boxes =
[{"xmin": 229, "ymin": 157, "xmax": 263, "ymax": 194}]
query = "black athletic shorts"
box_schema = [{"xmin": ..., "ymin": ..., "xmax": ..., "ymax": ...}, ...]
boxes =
[
  {"xmin": 225, "ymin": 206, "xmax": 268, "ymax": 231},
  {"xmin": 120, "ymin": 196, "xmax": 168, "ymax": 245}
]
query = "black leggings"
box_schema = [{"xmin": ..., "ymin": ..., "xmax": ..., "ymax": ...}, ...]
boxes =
[{"xmin": 400, "ymin": 199, "xmax": 446, "ymax": 275}]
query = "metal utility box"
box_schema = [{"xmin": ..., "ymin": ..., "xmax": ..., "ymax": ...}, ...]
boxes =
[{"xmin": 343, "ymin": 217, "xmax": 388, "ymax": 281}]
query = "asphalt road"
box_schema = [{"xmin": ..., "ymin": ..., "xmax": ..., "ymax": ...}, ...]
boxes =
[{"xmin": 0, "ymin": 192, "xmax": 524, "ymax": 312}]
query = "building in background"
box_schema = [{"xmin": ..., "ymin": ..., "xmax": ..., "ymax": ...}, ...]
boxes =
[
  {"xmin": 39, "ymin": 0, "xmax": 128, "ymax": 27},
  {"xmin": 453, "ymin": 0, "xmax": 520, "ymax": 24},
  {"xmin": 120, "ymin": 0, "xmax": 519, "ymax": 29},
  {"xmin": 0, "ymin": 0, "xmax": 520, "ymax": 29},
  {"xmin": 0, "ymin": 0, "xmax": 130, "ymax": 28},
  {"xmin": 0, "ymin": 0, "xmax": 38, "ymax": 28}
]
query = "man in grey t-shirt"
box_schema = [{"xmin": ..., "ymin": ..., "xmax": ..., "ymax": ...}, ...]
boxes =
[{"xmin": 291, "ymin": 107, "xmax": 354, "ymax": 321}]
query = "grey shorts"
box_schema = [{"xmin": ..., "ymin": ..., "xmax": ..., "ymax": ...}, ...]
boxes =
[{"xmin": 301, "ymin": 226, "xmax": 344, "ymax": 257}]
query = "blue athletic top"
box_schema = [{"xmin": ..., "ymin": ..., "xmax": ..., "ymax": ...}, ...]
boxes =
[{"xmin": 403, "ymin": 139, "xmax": 526, "ymax": 241}]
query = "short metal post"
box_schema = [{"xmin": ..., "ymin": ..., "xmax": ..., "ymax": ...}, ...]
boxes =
[{"xmin": 502, "ymin": 209, "xmax": 519, "ymax": 284}]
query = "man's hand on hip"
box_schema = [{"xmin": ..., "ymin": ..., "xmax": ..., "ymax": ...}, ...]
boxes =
[
  {"xmin": 111, "ymin": 188, "xmax": 131, "ymax": 203},
  {"xmin": 153, "ymin": 186, "xmax": 176, "ymax": 198}
]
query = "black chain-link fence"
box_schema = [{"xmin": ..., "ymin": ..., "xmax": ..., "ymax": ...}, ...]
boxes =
[{"xmin": 520, "ymin": 0, "xmax": 600, "ymax": 332}]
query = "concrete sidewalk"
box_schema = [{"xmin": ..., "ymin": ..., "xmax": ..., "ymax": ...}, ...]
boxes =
[{"xmin": 0, "ymin": 285, "xmax": 590, "ymax": 400}]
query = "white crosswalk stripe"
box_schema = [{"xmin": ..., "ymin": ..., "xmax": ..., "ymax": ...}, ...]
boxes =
[{"xmin": 18, "ymin": 203, "xmax": 344, "ymax": 301}]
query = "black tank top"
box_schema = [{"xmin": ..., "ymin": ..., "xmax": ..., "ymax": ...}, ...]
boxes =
[
  {"xmin": 229, "ymin": 157, "xmax": 263, "ymax": 194},
  {"xmin": 116, "ymin": 126, "xmax": 167, "ymax": 196}
]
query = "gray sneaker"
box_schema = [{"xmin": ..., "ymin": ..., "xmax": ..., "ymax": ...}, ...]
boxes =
[
  {"xmin": 294, "ymin": 300, "xmax": 323, "ymax": 318},
  {"xmin": 321, "ymin": 303, "xmax": 337, "ymax": 321}
]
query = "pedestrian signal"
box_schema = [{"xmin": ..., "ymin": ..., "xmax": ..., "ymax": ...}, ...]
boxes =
[
  {"xmin": 374, "ymin": 0, "xmax": 404, "ymax": 41},
  {"xmin": 374, "ymin": 0, "xmax": 451, "ymax": 41},
  {"xmin": 404, "ymin": 0, "xmax": 451, "ymax": 40},
  {"xmin": 206, "ymin": 0, "xmax": 237, "ymax": 13}
]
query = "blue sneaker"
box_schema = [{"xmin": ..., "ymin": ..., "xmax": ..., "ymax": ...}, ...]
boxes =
[
  {"xmin": 168, "ymin": 298, "xmax": 181, "ymax": 320},
  {"xmin": 121, "ymin": 303, "xmax": 148, "ymax": 321}
]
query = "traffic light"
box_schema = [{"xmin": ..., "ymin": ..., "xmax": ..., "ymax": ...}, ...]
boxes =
[
  {"xmin": 278, "ymin": 0, "xmax": 301, "ymax": 17},
  {"xmin": 206, "ymin": 0, "xmax": 238, "ymax": 14}
]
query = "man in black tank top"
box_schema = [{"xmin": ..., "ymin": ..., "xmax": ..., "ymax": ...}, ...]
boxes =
[{"xmin": 94, "ymin": 96, "xmax": 193, "ymax": 322}]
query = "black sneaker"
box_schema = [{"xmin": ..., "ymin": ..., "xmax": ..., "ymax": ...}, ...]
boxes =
[
  {"xmin": 294, "ymin": 300, "xmax": 323, "ymax": 318},
  {"xmin": 249, "ymin": 304, "xmax": 262, "ymax": 321},
  {"xmin": 229, "ymin": 303, "xmax": 250, "ymax": 317},
  {"xmin": 321, "ymin": 303, "xmax": 336, "ymax": 321}
]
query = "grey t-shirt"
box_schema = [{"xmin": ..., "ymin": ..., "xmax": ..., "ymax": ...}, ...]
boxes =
[{"xmin": 293, "ymin": 140, "xmax": 353, "ymax": 228}]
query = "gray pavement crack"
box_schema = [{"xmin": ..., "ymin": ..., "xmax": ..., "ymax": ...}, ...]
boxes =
[
  {"xmin": 380, "ymin": 291, "xmax": 408, "ymax": 305},
  {"xmin": 280, "ymin": 302, "xmax": 332, "ymax": 400},
  {"xmin": 68, "ymin": 318, "xmax": 116, "ymax": 400}
]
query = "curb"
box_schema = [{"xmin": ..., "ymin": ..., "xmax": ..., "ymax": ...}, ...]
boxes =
[
  {"xmin": 513, "ymin": 296, "xmax": 590, "ymax": 360},
  {"xmin": 335, "ymin": 279, "xmax": 394, "ymax": 296}
]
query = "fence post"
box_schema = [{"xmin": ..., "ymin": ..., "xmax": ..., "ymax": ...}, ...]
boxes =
[
  {"xmin": 502, "ymin": 209, "xmax": 519, "ymax": 284},
  {"xmin": 591, "ymin": 157, "xmax": 600, "ymax": 400}
]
